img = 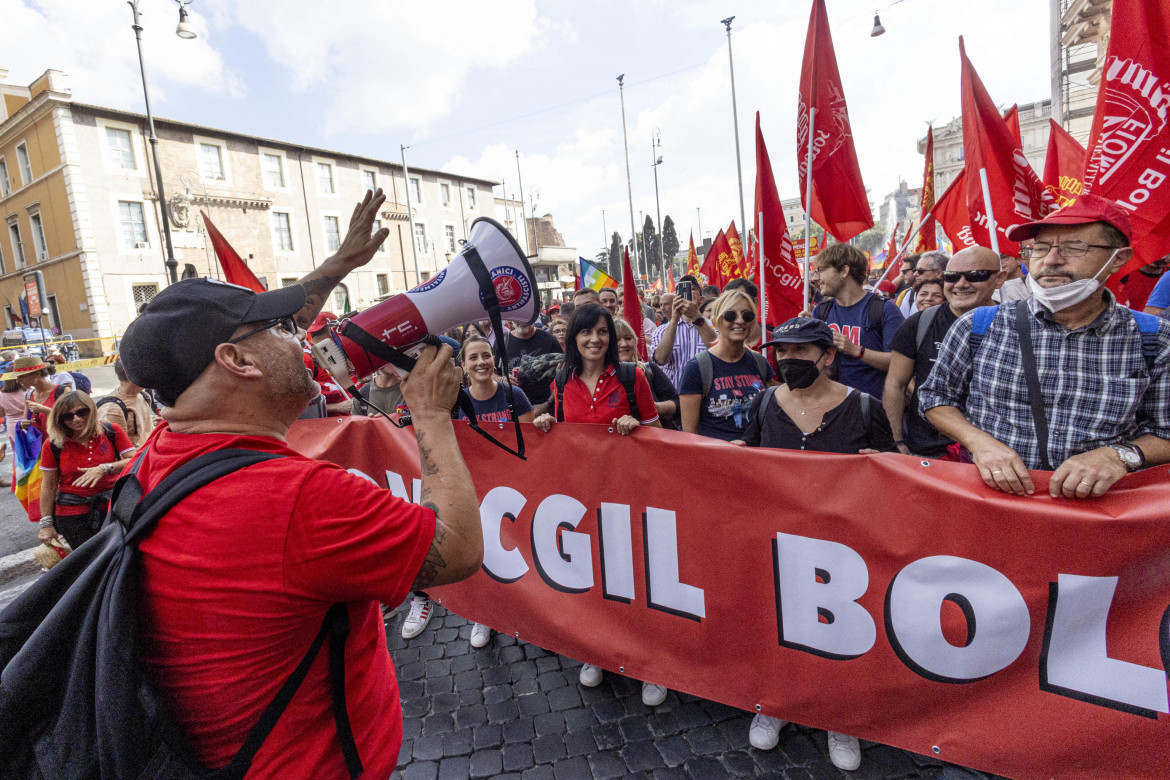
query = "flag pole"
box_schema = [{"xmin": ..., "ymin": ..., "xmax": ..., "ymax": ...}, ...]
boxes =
[
  {"xmin": 978, "ymin": 167, "xmax": 1001, "ymax": 256},
  {"xmin": 802, "ymin": 106, "xmax": 816, "ymax": 312},
  {"xmin": 758, "ymin": 210, "xmax": 766, "ymax": 327}
]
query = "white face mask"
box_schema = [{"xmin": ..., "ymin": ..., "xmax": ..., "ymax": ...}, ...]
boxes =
[{"xmin": 1025, "ymin": 250, "xmax": 1118, "ymax": 313}]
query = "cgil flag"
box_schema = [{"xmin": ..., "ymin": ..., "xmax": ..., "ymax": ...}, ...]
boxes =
[
  {"xmin": 699, "ymin": 229, "xmax": 732, "ymax": 289},
  {"xmin": 1081, "ymin": 0, "xmax": 1170, "ymax": 272},
  {"xmin": 915, "ymin": 126, "xmax": 938, "ymax": 252},
  {"xmin": 753, "ymin": 112, "xmax": 803, "ymax": 327},
  {"xmin": 685, "ymin": 233, "xmax": 701, "ymax": 279},
  {"xmin": 579, "ymin": 257, "xmax": 619, "ymax": 291},
  {"xmin": 1043, "ymin": 119, "xmax": 1087, "ymax": 211},
  {"xmin": 202, "ymin": 212, "xmax": 267, "ymax": 293},
  {"xmin": 797, "ymin": 0, "xmax": 874, "ymax": 242},
  {"xmin": 934, "ymin": 170, "xmax": 979, "ymax": 252}
]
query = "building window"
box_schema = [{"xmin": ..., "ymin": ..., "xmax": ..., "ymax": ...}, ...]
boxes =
[
  {"xmin": 0, "ymin": 157, "xmax": 9, "ymax": 197},
  {"xmin": 440, "ymin": 183, "xmax": 451, "ymax": 207},
  {"xmin": 118, "ymin": 201, "xmax": 148, "ymax": 247},
  {"xmin": 271, "ymin": 212, "xmax": 294, "ymax": 252},
  {"xmin": 413, "ymin": 223, "xmax": 428, "ymax": 254},
  {"xmin": 199, "ymin": 143, "xmax": 225, "ymax": 180},
  {"xmin": 466, "ymin": 186, "xmax": 477, "ymax": 209},
  {"xmin": 106, "ymin": 127, "xmax": 136, "ymax": 170},
  {"xmin": 132, "ymin": 283, "xmax": 159, "ymax": 310},
  {"xmin": 323, "ymin": 215, "xmax": 341, "ymax": 252},
  {"xmin": 15, "ymin": 143, "xmax": 32, "ymax": 186},
  {"xmin": 7, "ymin": 221, "xmax": 25, "ymax": 268},
  {"xmin": 444, "ymin": 224, "xmax": 456, "ymax": 254},
  {"xmin": 29, "ymin": 212, "xmax": 48, "ymax": 261},
  {"xmin": 363, "ymin": 170, "xmax": 377, "ymax": 192},
  {"xmin": 281, "ymin": 277, "xmax": 299, "ymax": 288},
  {"xmin": 333, "ymin": 284, "xmax": 349, "ymax": 313},
  {"xmin": 376, "ymin": 273, "xmax": 390, "ymax": 296},
  {"xmin": 409, "ymin": 177, "xmax": 422, "ymax": 204},
  {"xmin": 263, "ymin": 154, "xmax": 285, "ymax": 188},
  {"xmin": 317, "ymin": 163, "xmax": 335, "ymax": 194},
  {"xmin": 372, "ymin": 219, "xmax": 385, "ymax": 252}
]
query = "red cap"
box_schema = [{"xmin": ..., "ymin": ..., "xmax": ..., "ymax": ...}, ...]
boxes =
[
  {"xmin": 877, "ymin": 279, "xmax": 897, "ymax": 296},
  {"xmin": 1005, "ymin": 193, "xmax": 1133, "ymax": 244},
  {"xmin": 308, "ymin": 311, "xmax": 337, "ymax": 334}
]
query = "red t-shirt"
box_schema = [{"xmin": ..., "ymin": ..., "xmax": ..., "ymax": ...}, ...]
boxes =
[
  {"xmin": 39, "ymin": 423, "xmax": 135, "ymax": 515},
  {"xmin": 1119, "ymin": 269, "xmax": 1163, "ymax": 310},
  {"xmin": 135, "ymin": 424, "xmax": 434, "ymax": 779},
  {"xmin": 550, "ymin": 364, "xmax": 659, "ymax": 425},
  {"xmin": 26, "ymin": 384, "xmax": 63, "ymax": 433}
]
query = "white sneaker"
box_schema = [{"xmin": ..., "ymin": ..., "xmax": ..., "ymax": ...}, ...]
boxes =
[
  {"xmin": 469, "ymin": 622, "xmax": 492, "ymax": 648},
  {"xmin": 749, "ymin": 713, "xmax": 786, "ymax": 750},
  {"xmin": 400, "ymin": 596, "xmax": 433, "ymax": 639},
  {"xmin": 641, "ymin": 682, "xmax": 668, "ymax": 707},
  {"xmin": 827, "ymin": 731, "xmax": 861, "ymax": 771},
  {"xmin": 578, "ymin": 663, "xmax": 603, "ymax": 687}
]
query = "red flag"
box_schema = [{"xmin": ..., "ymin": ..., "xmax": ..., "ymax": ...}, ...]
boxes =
[
  {"xmin": 797, "ymin": 0, "xmax": 874, "ymax": 242},
  {"xmin": 934, "ymin": 170, "xmax": 980, "ymax": 251},
  {"xmin": 699, "ymin": 229, "xmax": 732, "ymax": 289},
  {"xmin": 959, "ymin": 38, "xmax": 1055, "ymax": 255},
  {"xmin": 1042, "ymin": 119, "xmax": 1087, "ymax": 210},
  {"xmin": 754, "ymin": 112, "xmax": 802, "ymax": 327},
  {"xmin": 915, "ymin": 126, "xmax": 938, "ymax": 252},
  {"xmin": 883, "ymin": 233, "xmax": 901, "ymax": 276},
  {"xmin": 666, "ymin": 259, "xmax": 675, "ymax": 291},
  {"xmin": 725, "ymin": 222, "xmax": 748, "ymax": 281},
  {"xmin": 1003, "ymin": 105, "xmax": 1022, "ymax": 145},
  {"xmin": 1082, "ymin": 0, "xmax": 1170, "ymax": 272},
  {"xmin": 621, "ymin": 249, "xmax": 648, "ymax": 362},
  {"xmin": 685, "ymin": 233, "xmax": 701, "ymax": 279},
  {"xmin": 202, "ymin": 211, "xmax": 266, "ymax": 293}
]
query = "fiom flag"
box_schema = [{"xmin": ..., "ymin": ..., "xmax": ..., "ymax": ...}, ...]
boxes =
[
  {"xmin": 699, "ymin": 229, "xmax": 732, "ymax": 289},
  {"xmin": 579, "ymin": 257, "xmax": 619, "ymax": 291},
  {"xmin": 753, "ymin": 112, "xmax": 802, "ymax": 326},
  {"xmin": 915, "ymin": 126, "xmax": 937, "ymax": 252},
  {"xmin": 685, "ymin": 233, "xmax": 701, "ymax": 279},
  {"xmin": 724, "ymin": 222, "xmax": 749, "ymax": 282},
  {"xmin": 797, "ymin": 0, "xmax": 874, "ymax": 241},
  {"xmin": 202, "ymin": 212, "xmax": 267, "ymax": 293}
]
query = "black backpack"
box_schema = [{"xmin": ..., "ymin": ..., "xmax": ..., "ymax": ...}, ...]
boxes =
[
  {"xmin": 554, "ymin": 362, "xmax": 642, "ymax": 422},
  {"xmin": 0, "ymin": 449, "xmax": 364, "ymax": 780}
]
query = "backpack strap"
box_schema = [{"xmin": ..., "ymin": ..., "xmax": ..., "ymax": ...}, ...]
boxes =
[
  {"xmin": 553, "ymin": 366, "xmax": 569, "ymax": 423},
  {"xmin": 616, "ymin": 362, "xmax": 641, "ymax": 421},
  {"xmin": 53, "ymin": 383, "xmax": 65, "ymax": 400},
  {"xmin": 749, "ymin": 351, "xmax": 770, "ymax": 383},
  {"xmin": 858, "ymin": 389, "xmax": 871, "ymax": 422},
  {"xmin": 968, "ymin": 305, "xmax": 1000, "ymax": 354},
  {"xmin": 102, "ymin": 422, "xmax": 118, "ymax": 452},
  {"xmin": 1129, "ymin": 309, "xmax": 1162, "ymax": 373},
  {"xmin": 697, "ymin": 351, "xmax": 713, "ymax": 398},
  {"xmin": 866, "ymin": 294, "xmax": 886, "ymax": 333},
  {"xmin": 1013, "ymin": 303, "xmax": 1053, "ymax": 471},
  {"xmin": 915, "ymin": 305, "xmax": 940, "ymax": 352},
  {"xmin": 755, "ymin": 385, "xmax": 779, "ymax": 430}
]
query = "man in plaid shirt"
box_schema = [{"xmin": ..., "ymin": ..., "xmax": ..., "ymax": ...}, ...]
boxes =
[{"xmin": 921, "ymin": 194, "xmax": 1170, "ymax": 499}]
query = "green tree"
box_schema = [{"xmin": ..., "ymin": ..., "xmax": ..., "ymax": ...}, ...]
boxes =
[
  {"xmin": 608, "ymin": 232, "xmax": 623, "ymax": 276},
  {"xmin": 661, "ymin": 216, "xmax": 679, "ymax": 275},
  {"xmin": 851, "ymin": 223, "xmax": 888, "ymax": 255},
  {"xmin": 641, "ymin": 215, "xmax": 660, "ymax": 280}
]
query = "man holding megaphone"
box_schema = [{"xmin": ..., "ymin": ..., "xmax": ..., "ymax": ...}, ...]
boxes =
[{"xmin": 117, "ymin": 189, "xmax": 485, "ymax": 779}]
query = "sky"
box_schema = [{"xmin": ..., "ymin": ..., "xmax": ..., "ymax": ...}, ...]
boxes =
[{"xmin": 2, "ymin": 0, "xmax": 1053, "ymax": 257}]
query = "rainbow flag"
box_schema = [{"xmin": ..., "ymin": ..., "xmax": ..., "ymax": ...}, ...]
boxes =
[
  {"xmin": 579, "ymin": 258, "xmax": 619, "ymax": 291},
  {"xmin": 13, "ymin": 422, "xmax": 43, "ymax": 522}
]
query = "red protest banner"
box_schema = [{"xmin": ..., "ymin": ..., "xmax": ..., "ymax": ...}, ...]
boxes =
[{"xmin": 289, "ymin": 418, "xmax": 1170, "ymax": 780}]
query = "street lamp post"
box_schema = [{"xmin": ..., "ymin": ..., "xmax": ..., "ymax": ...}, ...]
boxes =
[
  {"xmin": 651, "ymin": 129, "xmax": 663, "ymax": 283},
  {"xmin": 617, "ymin": 75, "xmax": 641, "ymax": 279},
  {"xmin": 128, "ymin": 0, "xmax": 195, "ymax": 286},
  {"xmin": 721, "ymin": 16, "xmax": 748, "ymax": 236}
]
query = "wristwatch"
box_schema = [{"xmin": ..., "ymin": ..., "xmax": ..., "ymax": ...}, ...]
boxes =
[
  {"xmin": 103, "ymin": 463, "xmax": 116, "ymax": 475},
  {"xmin": 692, "ymin": 317, "xmax": 706, "ymax": 328},
  {"xmin": 1109, "ymin": 443, "xmax": 1145, "ymax": 472}
]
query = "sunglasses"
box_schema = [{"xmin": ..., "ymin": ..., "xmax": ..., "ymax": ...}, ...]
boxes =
[
  {"xmin": 721, "ymin": 310, "xmax": 757, "ymax": 323},
  {"xmin": 228, "ymin": 315, "xmax": 299, "ymax": 345},
  {"xmin": 60, "ymin": 407, "xmax": 91, "ymax": 423},
  {"xmin": 942, "ymin": 270, "xmax": 996, "ymax": 284}
]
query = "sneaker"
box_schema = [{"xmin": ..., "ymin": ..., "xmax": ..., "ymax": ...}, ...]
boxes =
[
  {"xmin": 578, "ymin": 663, "xmax": 603, "ymax": 687},
  {"xmin": 641, "ymin": 682, "xmax": 668, "ymax": 707},
  {"xmin": 469, "ymin": 622, "xmax": 492, "ymax": 648},
  {"xmin": 380, "ymin": 603, "xmax": 398, "ymax": 624},
  {"xmin": 400, "ymin": 596, "xmax": 433, "ymax": 639},
  {"xmin": 749, "ymin": 713, "xmax": 786, "ymax": 750},
  {"xmin": 827, "ymin": 731, "xmax": 861, "ymax": 771}
]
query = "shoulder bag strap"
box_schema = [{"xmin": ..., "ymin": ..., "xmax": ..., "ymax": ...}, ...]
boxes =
[
  {"xmin": 1014, "ymin": 303, "xmax": 1053, "ymax": 471},
  {"xmin": 697, "ymin": 351, "xmax": 712, "ymax": 397}
]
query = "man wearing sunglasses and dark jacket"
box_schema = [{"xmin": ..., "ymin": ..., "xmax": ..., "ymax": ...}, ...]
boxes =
[{"xmin": 883, "ymin": 247, "xmax": 1004, "ymax": 457}]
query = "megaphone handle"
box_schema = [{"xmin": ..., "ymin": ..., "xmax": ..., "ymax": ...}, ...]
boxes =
[{"xmin": 339, "ymin": 320, "xmax": 419, "ymax": 375}]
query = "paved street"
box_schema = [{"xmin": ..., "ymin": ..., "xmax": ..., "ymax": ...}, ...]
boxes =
[{"xmin": 385, "ymin": 601, "xmax": 968, "ymax": 780}]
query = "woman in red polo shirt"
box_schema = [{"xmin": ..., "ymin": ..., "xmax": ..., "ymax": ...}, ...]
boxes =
[
  {"xmin": 37, "ymin": 390, "xmax": 135, "ymax": 549},
  {"xmin": 533, "ymin": 303, "xmax": 660, "ymax": 434}
]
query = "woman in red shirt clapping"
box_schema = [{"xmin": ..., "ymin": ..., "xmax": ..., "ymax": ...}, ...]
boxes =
[{"xmin": 38, "ymin": 391, "xmax": 136, "ymax": 549}]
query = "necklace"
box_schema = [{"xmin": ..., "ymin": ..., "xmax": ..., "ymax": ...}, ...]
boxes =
[{"xmin": 788, "ymin": 393, "xmax": 827, "ymax": 416}]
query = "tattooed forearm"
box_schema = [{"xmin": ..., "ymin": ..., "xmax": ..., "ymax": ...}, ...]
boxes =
[
  {"xmin": 294, "ymin": 275, "xmax": 343, "ymax": 328},
  {"xmin": 417, "ymin": 431, "xmax": 440, "ymax": 476},
  {"xmin": 411, "ymin": 514, "xmax": 447, "ymax": 590}
]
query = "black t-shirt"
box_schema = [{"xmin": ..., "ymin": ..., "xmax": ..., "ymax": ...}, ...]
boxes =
[
  {"xmin": 503, "ymin": 330, "xmax": 562, "ymax": 406},
  {"xmin": 742, "ymin": 387, "xmax": 895, "ymax": 453},
  {"xmin": 644, "ymin": 361, "xmax": 680, "ymax": 429},
  {"xmin": 888, "ymin": 304, "xmax": 959, "ymax": 455}
]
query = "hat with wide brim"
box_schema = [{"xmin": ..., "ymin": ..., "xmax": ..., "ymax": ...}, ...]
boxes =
[{"xmin": 13, "ymin": 356, "xmax": 46, "ymax": 373}]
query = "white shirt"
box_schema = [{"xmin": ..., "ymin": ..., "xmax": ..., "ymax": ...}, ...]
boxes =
[
  {"xmin": 49, "ymin": 372, "xmax": 75, "ymax": 390},
  {"xmin": 992, "ymin": 277, "xmax": 1031, "ymax": 303}
]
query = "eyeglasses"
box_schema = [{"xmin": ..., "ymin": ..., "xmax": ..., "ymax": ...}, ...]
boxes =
[
  {"xmin": 60, "ymin": 407, "xmax": 90, "ymax": 423},
  {"xmin": 228, "ymin": 315, "xmax": 299, "ymax": 344},
  {"xmin": 1021, "ymin": 241, "xmax": 1119, "ymax": 260},
  {"xmin": 942, "ymin": 270, "xmax": 996, "ymax": 284},
  {"xmin": 721, "ymin": 310, "xmax": 757, "ymax": 323}
]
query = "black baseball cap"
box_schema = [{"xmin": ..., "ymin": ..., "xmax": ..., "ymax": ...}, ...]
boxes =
[
  {"xmin": 120, "ymin": 278, "xmax": 306, "ymax": 406},
  {"xmin": 761, "ymin": 316, "xmax": 834, "ymax": 349}
]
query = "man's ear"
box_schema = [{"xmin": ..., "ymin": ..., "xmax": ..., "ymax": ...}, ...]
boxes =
[
  {"xmin": 1109, "ymin": 247, "xmax": 1134, "ymax": 275},
  {"xmin": 212, "ymin": 342, "xmax": 264, "ymax": 381}
]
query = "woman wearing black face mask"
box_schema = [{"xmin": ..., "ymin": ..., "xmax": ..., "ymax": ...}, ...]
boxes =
[{"xmin": 734, "ymin": 317, "xmax": 894, "ymax": 454}]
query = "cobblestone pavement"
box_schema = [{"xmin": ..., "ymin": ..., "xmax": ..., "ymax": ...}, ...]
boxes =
[{"xmin": 386, "ymin": 601, "xmax": 964, "ymax": 780}]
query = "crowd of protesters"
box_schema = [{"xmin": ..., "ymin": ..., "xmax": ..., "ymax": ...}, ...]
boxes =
[{"xmin": 13, "ymin": 187, "xmax": 1169, "ymax": 778}]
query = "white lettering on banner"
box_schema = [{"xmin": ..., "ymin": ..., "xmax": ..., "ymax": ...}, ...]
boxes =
[
  {"xmin": 347, "ymin": 468, "xmax": 378, "ymax": 486},
  {"xmin": 599, "ymin": 503, "xmax": 636, "ymax": 602},
  {"xmin": 385, "ymin": 470, "xmax": 421, "ymax": 504},
  {"xmin": 773, "ymin": 533, "xmax": 876, "ymax": 659},
  {"xmin": 479, "ymin": 487, "xmax": 529, "ymax": 583},
  {"xmin": 644, "ymin": 508, "xmax": 706, "ymax": 621},
  {"xmin": 1041, "ymin": 574, "xmax": 1170, "ymax": 717},
  {"xmin": 886, "ymin": 556, "xmax": 1030, "ymax": 683},
  {"xmin": 530, "ymin": 494, "xmax": 593, "ymax": 593}
]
